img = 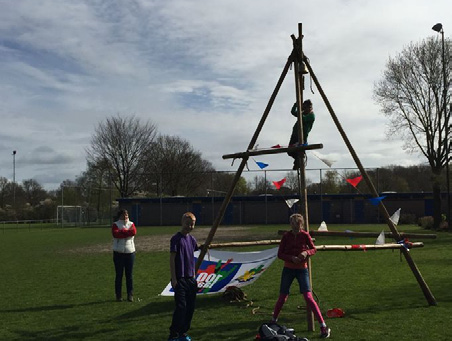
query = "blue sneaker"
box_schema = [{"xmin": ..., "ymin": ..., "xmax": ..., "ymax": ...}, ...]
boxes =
[{"xmin": 179, "ymin": 334, "xmax": 191, "ymax": 341}]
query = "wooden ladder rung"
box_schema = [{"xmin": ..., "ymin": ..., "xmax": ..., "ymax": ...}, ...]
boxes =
[{"xmin": 222, "ymin": 143, "xmax": 323, "ymax": 160}]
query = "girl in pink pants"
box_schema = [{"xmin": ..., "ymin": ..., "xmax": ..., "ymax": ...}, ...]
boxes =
[{"xmin": 271, "ymin": 214, "xmax": 331, "ymax": 339}]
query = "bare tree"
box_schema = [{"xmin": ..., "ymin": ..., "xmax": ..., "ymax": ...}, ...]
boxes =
[
  {"xmin": 374, "ymin": 37, "xmax": 451, "ymax": 228},
  {"xmin": 86, "ymin": 115, "xmax": 158, "ymax": 198},
  {"xmin": 207, "ymin": 172, "xmax": 249, "ymax": 196},
  {"xmin": 22, "ymin": 179, "xmax": 46, "ymax": 206},
  {"xmin": 146, "ymin": 135, "xmax": 214, "ymax": 196},
  {"xmin": 0, "ymin": 177, "xmax": 8, "ymax": 208}
]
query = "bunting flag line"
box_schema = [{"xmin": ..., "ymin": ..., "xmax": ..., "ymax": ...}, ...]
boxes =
[
  {"xmin": 375, "ymin": 230, "xmax": 386, "ymax": 245},
  {"xmin": 390, "ymin": 208, "xmax": 401, "ymax": 225},
  {"xmin": 346, "ymin": 175, "xmax": 363, "ymax": 188},
  {"xmin": 272, "ymin": 178, "xmax": 286, "ymax": 190},
  {"xmin": 284, "ymin": 198, "xmax": 299, "ymax": 209},
  {"xmin": 254, "ymin": 159, "xmax": 269, "ymax": 169},
  {"xmin": 312, "ymin": 151, "xmax": 336, "ymax": 168},
  {"xmin": 160, "ymin": 247, "xmax": 278, "ymax": 296},
  {"xmin": 368, "ymin": 196, "xmax": 386, "ymax": 206}
]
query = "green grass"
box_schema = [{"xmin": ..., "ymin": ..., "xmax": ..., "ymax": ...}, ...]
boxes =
[{"xmin": 0, "ymin": 224, "xmax": 450, "ymax": 340}]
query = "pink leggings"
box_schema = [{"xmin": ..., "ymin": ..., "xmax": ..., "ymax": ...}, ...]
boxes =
[{"xmin": 272, "ymin": 292, "xmax": 324, "ymax": 324}]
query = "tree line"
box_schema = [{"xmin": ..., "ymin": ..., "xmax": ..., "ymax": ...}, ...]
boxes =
[{"xmin": 0, "ymin": 157, "xmax": 446, "ymax": 223}]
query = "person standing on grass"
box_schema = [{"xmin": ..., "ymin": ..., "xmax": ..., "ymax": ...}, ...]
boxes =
[
  {"xmin": 112, "ymin": 209, "xmax": 136, "ymax": 302},
  {"xmin": 271, "ymin": 213, "xmax": 331, "ymax": 339},
  {"xmin": 168, "ymin": 212, "xmax": 199, "ymax": 341}
]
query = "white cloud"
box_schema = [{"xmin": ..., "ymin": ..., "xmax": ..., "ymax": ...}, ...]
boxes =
[{"xmin": 0, "ymin": 0, "xmax": 447, "ymax": 189}]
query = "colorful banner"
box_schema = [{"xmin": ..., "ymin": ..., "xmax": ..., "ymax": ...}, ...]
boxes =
[{"xmin": 160, "ymin": 247, "xmax": 278, "ymax": 296}]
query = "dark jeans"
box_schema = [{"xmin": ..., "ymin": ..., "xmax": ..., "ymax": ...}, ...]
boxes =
[
  {"xmin": 113, "ymin": 251, "xmax": 135, "ymax": 298},
  {"xmin": 169, "ymin": 277, "xmax": 198, "ymax": 336},
  {"xmin": 280, "ymin": 267, "xmax": 310, "ymax": 294}
]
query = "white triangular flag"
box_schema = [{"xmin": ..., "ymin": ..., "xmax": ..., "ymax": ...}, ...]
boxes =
[
  {"xmin": 285, "ymin": 198, "xmax": 299, "ymax": 209},
  {"xmin": 375, "ymin": 230, "xmax": 386, "ymax": 245},
  {"xmin": 389, "ymin": 208, "xmax": 401, "ymax": 225},
  {"xmin": 312, "ymin": 152, "xmax": 336, "ymax": 168},
  {"xmin": 318, "ymin": 221, "xmax": 328, "ymax": 231}
]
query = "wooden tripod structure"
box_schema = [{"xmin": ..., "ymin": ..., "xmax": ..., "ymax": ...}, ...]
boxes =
[{"xmin": 195, "ymin": 22, "xmax": 436, "ymax": 331}]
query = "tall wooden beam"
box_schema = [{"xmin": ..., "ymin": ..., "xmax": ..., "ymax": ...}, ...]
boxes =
[
  {"xmin": 300, "ymin": 53, "xmax": 437, "ymax": 306},
  {"xmin": 292, "ymin": 23, "xmax": 315, "ymax": 332},
  {"xmin": 195, "ymin": 54, "xmax": 294, "ymax": 271}
]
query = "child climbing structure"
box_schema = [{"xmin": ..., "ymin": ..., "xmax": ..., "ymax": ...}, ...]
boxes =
[{"xmin": 195, "ymin": 21, "xmax": 436, "ymax": 331}]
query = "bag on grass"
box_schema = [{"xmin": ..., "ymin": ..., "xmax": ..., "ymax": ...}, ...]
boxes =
[{"xmin": 257, "ymin": 322, "xmax": 309, "ymax": 341}]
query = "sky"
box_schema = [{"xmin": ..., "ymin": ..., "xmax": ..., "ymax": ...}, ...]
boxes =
[{"xmin": 0, "ymin": 0, "xmax": 450, "ymax": 190}]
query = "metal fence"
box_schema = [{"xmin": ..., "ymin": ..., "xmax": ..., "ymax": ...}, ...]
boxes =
[{"xmin": 118, "ymin": 192, "xmax": 448, "ymax": 226}]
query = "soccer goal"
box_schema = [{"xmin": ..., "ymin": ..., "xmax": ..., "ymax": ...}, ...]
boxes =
[{"xmin": 57, "ymin": 205, "xmax": 83, "ymax": 227}]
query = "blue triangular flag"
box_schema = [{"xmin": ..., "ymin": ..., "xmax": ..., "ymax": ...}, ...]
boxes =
[
  {"xmin": 255, "ymin": 160, "xmax": 268, "ymax": 169},
  {"xmin": 368, "ymin": 196, "xmax": 386, "ymax": 206}
]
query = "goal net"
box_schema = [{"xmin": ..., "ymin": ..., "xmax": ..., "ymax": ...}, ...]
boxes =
[{"xmin": 57, "ymin": 205, "xmax": 83, "ymax": 227}]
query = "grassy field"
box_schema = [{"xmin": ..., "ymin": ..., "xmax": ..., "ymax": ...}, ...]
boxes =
[{"xmin": 0, "ymin": 223, "xmax": 450, "ymax": 340}]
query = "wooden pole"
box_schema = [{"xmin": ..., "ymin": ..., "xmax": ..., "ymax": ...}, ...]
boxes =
[
  {"xmin": 277, "ymin": 230, "xmax": 437, "ymax": 239},
  {"xmin": 300, "ymin": 54, "xmax": 437, "ymax": 306},
  {"xmin": 292, "ymin": 23, "xmax": 315, "ymax": 332},
  {"xmin": 203, "ymin": 240, "xmax": 424, "ymax": 250},
  {"xmin": 315, "ymin": 242, "xmax": 424, "ymax": 251},
  {"xmin": 203, "ymin": 240, "xmax": 282, "ymax": 249},
  {"xmin": 195, "ymin": 55, "xmax": 294, "ymax": 271},
  {"xmin": 222, "ymin": 143, "xmax": 323, "ymax": 160}
]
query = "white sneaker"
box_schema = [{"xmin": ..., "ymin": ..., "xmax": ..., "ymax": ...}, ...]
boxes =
[{"xmin": 320, "ymin": 326, "xmax": 331, "ymax": 338}]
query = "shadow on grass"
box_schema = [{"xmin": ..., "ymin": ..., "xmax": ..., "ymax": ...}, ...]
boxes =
[
  {"xmin": 345, "ymin": 301, "xmax": 428, "ymax": 318},
  {"xmin": 114, "ymin": 294, "xmax": 261, "ymax": 320},
  {"xmin": 343, "ymin": 277, "xmax": 452, "ymax": 319},
  {"xmin": 11, "ymin": 325, "xmax": 117, "ymax": 341},
  {"xmin": 196, "ymin": 319, "xmax": 266, "ymax": 341},
  {"xmin": 0, "ymin": 300, "xmax": 108, "ymax": 313}
]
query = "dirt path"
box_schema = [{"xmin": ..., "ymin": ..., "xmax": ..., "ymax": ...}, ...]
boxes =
[{"xmin": 66, "ymin": 226, "xmax": 276, "ymax": 254}]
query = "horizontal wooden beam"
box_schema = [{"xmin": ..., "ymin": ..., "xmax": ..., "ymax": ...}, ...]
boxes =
[
  {"xmin": 222, "ymin": 144, "xmax": 323, "ymax": 160},
  {"xmin": 315, "ymin": 242, "xmax": 423, "ymax": 251},
  {"xmin": 202, "ymin": 239, "xmax": 281, "ymax": 249},
  {"xmin": 278, "ymin": 230, "xmax": 437, "ymax": 239},
  {"xmin": 201, "ymin": 240, "xmax": 424, "ymax": 250}
]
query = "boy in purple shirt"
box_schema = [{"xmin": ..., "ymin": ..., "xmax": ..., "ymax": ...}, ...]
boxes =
[{"xmin": 168, "ymin": 212, "xmax": 199, "ymax": 341}]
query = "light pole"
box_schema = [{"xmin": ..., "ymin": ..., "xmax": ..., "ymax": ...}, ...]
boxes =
[
  {"xmin": 432, "ymin": 23, "xmax": 450, "ymax": 224},
  {"xmin": 12, "ymin": 150, "xmax": 16, "ymax": 208}
]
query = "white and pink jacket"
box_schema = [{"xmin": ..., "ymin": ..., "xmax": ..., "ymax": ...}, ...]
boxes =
[{"xmin": 112, "ymin": 219, "xmax": 136, "ymax": 253}]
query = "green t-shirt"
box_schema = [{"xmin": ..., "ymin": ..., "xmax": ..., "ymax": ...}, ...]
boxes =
[{"xmin": 291, "ymin": 103, "xmax": 315, "ymax": 143}]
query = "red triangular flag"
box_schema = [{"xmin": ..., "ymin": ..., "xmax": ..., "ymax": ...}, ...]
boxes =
[
  {"xmin": 271, "ymin": 144, "xmax": 282, "ymax": 148},
  {"xmin": 272, "ymin": 178, "xmax": 286, "ymax": 190},
  {"xmin": 346, "ymin": 176, "xmax": 363, "ymax": 188}
]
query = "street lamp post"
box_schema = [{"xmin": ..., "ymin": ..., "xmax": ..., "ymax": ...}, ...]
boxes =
[
  {"xmin": 432, "ymin": 23, "xmax": 450, "ymax": 224},
  {"xmin": 12, "ymin": 150, "xmax": 16, "ymax": 207}
]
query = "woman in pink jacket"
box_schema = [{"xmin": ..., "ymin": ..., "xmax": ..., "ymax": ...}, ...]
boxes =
[
  {"xmin": 112, "ymin": 209, "xmax": 136, "ymax": 302},
  {"xmin": 271, "ymin": 213, "xmax": 331, "ymax": 338}
]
